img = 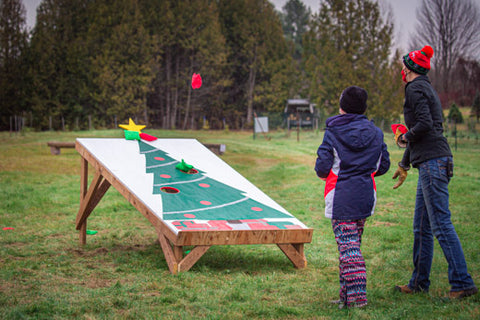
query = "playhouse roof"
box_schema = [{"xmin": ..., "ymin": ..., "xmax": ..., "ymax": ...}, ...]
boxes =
[{"xmin": 284, "ymin": 99, "xmax": 315, "ymax": 113}]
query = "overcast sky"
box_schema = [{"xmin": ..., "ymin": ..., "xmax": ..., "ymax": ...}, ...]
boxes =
[{"xmin": 271, "ymin": 0, "xmax": 420, "ymax": 53}]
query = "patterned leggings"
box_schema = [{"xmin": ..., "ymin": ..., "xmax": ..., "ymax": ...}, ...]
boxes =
[{"xmin": 332, "ymin": 219, "xmax": 367, "ymax": 307}]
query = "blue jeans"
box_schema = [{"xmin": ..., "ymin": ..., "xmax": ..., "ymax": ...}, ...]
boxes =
[{"xmin": 408, "ymin": 157, "xmax": 475, "ymax": 292}]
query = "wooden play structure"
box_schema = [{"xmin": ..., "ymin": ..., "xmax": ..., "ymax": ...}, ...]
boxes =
[
  {"xmin": 47, "ymin": 141, "xmax": 75, "ymax": 155},
  {"xmin": 75, "ymin": 138, "xmax": 312, "ymax": 274},
  {"xmin": 284, "ymin": 99, "xmax": 318, "ymax": 130}
]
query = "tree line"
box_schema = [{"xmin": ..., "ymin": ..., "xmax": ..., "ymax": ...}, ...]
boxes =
[{"xmin": 1, "ymin": 0, "xmax": 479, "ymax": 131}]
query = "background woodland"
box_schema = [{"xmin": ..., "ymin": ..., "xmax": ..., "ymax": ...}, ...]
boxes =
[{"xmin": 1, "ymin": 0, "xmax": 480, "ymax": 131}]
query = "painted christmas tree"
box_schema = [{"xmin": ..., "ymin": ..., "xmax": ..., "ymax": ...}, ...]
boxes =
[{"xmin": 138, "ymin": 140, "xmax": 301, "ymax": 231}]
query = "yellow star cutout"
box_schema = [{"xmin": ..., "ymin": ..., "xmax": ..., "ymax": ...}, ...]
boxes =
[{"xmin": 119, "ymin": 118, "xmax": 146, "ymax": 132}]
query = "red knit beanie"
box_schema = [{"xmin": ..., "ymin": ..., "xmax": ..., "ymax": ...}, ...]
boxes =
[{"xmin": 403, "ymin": 46, "xmax": 434, "ymax": 75}]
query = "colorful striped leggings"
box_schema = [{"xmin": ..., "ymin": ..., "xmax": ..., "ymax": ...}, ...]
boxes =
[{"xmin": 332, "ymin": 218, "xmax": 367, "ymax": 307}]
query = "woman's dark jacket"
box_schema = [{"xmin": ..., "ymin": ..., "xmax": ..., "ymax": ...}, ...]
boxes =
[{"xmin": 401, "ymin": 75, "xmax": 452, "ymax": 168}]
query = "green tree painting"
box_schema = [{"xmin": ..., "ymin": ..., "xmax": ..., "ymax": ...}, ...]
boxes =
[{"xmin": 138, "ymin": 140, "xmax": 302, "ymax": 231}]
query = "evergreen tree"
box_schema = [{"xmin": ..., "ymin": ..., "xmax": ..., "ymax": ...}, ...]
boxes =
[
  {"xmin": 142, "ymin": 0, "xmax": 229, "ymax": 130},
  {"xmin": 90, "ymin": 0, "xmax": 155, "ymax": 126},
  {"xmin": 448, "ymin": 103, "xmax": 463, "ymax": 124},
  {"xmin": 0, "ymin": 0, "xmax": 28, "ymax": 130},
  {"xmin": 5, "ymin": 0, "xmax": 406, "ymax": 131},
  {"xmin": 279, "ymin": 0, "xmax": 311, "ymax": 60},
  {"xmin": 28, "ymin": 0, "xmax": 91, "ymax": 130},
  {"xmin": 303, "ymin": 0, "xmax": 402, "ymax": 123},
  {"xmin": 218, "ymin": 0, "xmax": 292, "ymax": 125}
]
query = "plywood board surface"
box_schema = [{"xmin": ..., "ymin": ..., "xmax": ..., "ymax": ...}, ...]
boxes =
[{"xmin": 76, "ymin": 138, "xmax": 310, "ymax": 236}]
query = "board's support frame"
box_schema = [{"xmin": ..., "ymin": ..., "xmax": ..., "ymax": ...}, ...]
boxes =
[{"xmin": 75, "ymin": 140, "xmax": 312, "ymax": 274}]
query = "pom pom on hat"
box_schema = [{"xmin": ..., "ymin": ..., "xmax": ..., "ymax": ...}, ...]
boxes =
[
  {"xmin": 421, "ymin": 45, "xmax": 434, "ymax": 59},
  {"xmin": 403, "ymin": 45, "xmax": 434, "ymax": 75}
]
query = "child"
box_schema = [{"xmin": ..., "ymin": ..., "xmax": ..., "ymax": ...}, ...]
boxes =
[{"xmin": 315, "ymin": 86, "xmax": 390, "ymax": 309}]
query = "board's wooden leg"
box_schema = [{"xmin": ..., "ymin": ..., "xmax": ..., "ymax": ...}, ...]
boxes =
[
  {"xmin": 293, "ymin": 243, "xmax": 304, "ymax": 257},
  {"xmin": 177, "ymin": 245, "xmax": 210, "ymax": 272},
  {"xmin": 77, "ymin": 157, "xmax": 111, "ymax": 244},
  {"xmin": 157, "ymin": 232, "xmax": 211, "ymax": 274},
  {"xmin": 79, "ymin": 221, "xmax": 87, "ymax": 245},
  {"xmin": 75, "ymin": 171, "xmax": 111, "ymax": 230},
  {"xmin": 79, "ymin": 157, "xmax": 88, "ymax": 245},
  {"xmin": 277, "ymin": 243, "xmax": 307, "ymax": 269},
  {"xmin": 158, "ymin": 233, "xmax": 179, "ymax": 274},
  {"xmin": 173, "ymin": 245, "xmax": 183, "ymax": 262},
  {"xmin": 80, "ymin": 157, "xmax": 88, "ymax": 201}
]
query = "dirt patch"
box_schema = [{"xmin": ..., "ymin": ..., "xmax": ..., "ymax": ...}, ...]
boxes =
[
  {"xmin": 46, "ymin": 233, "xmax": 64, "ymax": 239},
  {"xmin": 69, "ymin": 247, "xmax": 109, "ymax": 257},
  {"xmin": 4, "ymin": 242, "xmax": 26, "ymax": 248},
  {"xmin": 83, "ymin": 277, "xmax": 115, "ymax": 289},
  {"xmin": 369, "ymin": 220, "xmax": 399, "ymax": 227}
]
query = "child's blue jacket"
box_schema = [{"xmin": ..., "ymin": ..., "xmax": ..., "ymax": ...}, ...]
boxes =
[{"xmin": 315, "ymin": 114, "xmax": 390, "ymax": 220}]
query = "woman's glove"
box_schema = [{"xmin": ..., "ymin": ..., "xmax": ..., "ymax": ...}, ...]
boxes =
[
  {"xmin": 392, "ymin": 165, "xmax": 408, "ymax": 189},
  {"xmin": 391, "ymin": 124, "xmax": 408, "ymax": 148}
]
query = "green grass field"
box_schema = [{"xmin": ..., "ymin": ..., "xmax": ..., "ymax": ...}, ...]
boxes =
[{"xmin": 1, "ymin": 129, "xmax": 479, "ymax": 319}]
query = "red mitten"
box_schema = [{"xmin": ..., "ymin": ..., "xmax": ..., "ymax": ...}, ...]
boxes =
[
  {"xmin": 391, "ymin": 123, "xmax": 408, "ymax": 135},
  {"xmin": 391, "ymin": 124, "xmax": 408, "ymax": 148}
]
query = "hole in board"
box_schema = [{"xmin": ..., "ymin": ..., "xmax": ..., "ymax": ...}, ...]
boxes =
[
  {"xmin": 160, "ymin": 186, "xmax": 180, "ymax": 194},
  {"xmin": 180, "ymin": 168, "xmax": 198, "ymax": 174}
]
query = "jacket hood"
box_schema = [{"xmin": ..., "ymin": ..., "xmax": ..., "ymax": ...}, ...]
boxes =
[{"xmin": 326, "ymin": 114, "xmax": 377, "ymax": 152}]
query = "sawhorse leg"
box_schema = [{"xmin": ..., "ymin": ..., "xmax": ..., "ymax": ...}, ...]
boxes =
[
  {"xmin": 157, "ymin": 233, "xmax": 211, "ymax": 274},
  {"xmin": 277, "ymin": 243, "xmax": 307, "ymax": 269},
  {"xmin": 76, "ymin": 157, "xmax": 111, "ymax": 245}
]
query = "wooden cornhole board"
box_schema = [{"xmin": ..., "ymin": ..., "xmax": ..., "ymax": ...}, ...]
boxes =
[{"xmin": 75, "ymin": 138, "xmax": 313, "ymax": 274}]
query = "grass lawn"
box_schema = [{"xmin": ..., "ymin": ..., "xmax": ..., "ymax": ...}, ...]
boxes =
[{"xmin": 1, "ymin": 128, "xmax": 479, "ymax": 319}]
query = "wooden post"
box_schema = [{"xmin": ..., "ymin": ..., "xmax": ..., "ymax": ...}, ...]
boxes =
[
  {"xmin": 157, "ymin": 232, "xmax": 211, "ymax": 274},
  {"xmin": 277, "ymin": 243, "xmax": 307, "ymax": 269},
  {"xmin": 178, "ymin": 245, "xmax": 210, "ymax": 272},
  {"xmin": 75, "ymin": 171, "xmax": 111, "ymax": 230},
  {"xmin": 79, "ymin": 220, "xmax": 87, "ymax": 245},
  {"xmin": 296, "ymin": 111, "xmax": 300, "ymax": 142},
  {"xmin": 76, "ymin": 151, "xmax": 112, "ymax": 245},
  {"xmin": 79, "ymin": 157, "xmax": 88, "ymax": 245},
  {"xmin": 173, "ymin": 245, "xmax": 183, "ymax": 262},
  {"xmin": 158, "ymin": 233, "xmax": 179, "ymax": 274}
]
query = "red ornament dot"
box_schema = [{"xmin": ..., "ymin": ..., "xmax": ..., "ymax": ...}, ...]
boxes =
[
  {"xmin": 199, "ymin": 183, "xmax": 210, "ymax": 188},
  {"xmin": 200, "ymin": 200, "xmax": 212, "ymax": 206},
  {"xmin": 160, "ymin": 174, "xmax": 171, "ymax": 178},
  {"xmin": 251, "ymin": 207, "xmax": 263, "ymax": 212},
  {"xmin": 154, "ymin": 157, "xmax": 165, "ymax": 161},
  {"xmin": 184, "ymin": 214, "xmax": 196, "ymax": 218}
]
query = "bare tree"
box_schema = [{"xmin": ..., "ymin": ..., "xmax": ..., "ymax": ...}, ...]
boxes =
[{"xmin": 410, "ymin": 0, "xmax": 480, "ymax": 93}]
